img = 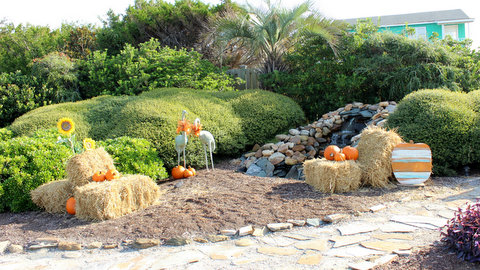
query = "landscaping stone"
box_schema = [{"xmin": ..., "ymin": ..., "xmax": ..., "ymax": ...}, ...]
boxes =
[
  {"xmin": 369, "ymin": 204, "xmax": 386, "ymax": 212},
  {"xmin": 289, "ymin": 129, "xmax": 300, "ymax": 136},
  {"xmin": 221, "ymin": 229, "xmax": 237, "ymax": 236},
  {"xmin": 103, "ymin": 244, "xmax": 118, "ymax": 249},
  {"xmin": 86, "ymin": 242, "xmax": 103, "ymax": 249},
  {"xmin": 207, "ymin": 235, "xmax": 229, "ymax": 243},
  {"xmin": 297, "ymin": 253, "xmax": 322, "ymax": 265},
  {"xmin": 306, "ymin": 218, "xmax": 321, "ymax": 227},
  {"xmin": 360, "ymin": 241, "xmax": 411, "ymax": 252},
  {"xmin": 283, "ymin": 233, "xmax": 311, "ymax": 241},
  {"xmin": 0, "ymin": 240, "xmax": 10, "ymax": 254},
  {"xmin": 380, "ymin": 222, "xmax": 417, "ymax": 233},
  {"xmin": 193, "ymin": 237, "xmax": 209, "ymax": 243},
  {"xmin": 8, "ymin": 244, "xmax": 23, "ymax": 253},
  {"xmin": 58, "ymin": 241, "xmax": 82, "ymax": 251},
  {"xmin": 286, "ymin": 219, "xmax": 306, "ymax": 226},
  {"xmin": 28, "ymin": 242, "xmax": 57, "ymax": 250},
  {"xmin": 245, "ymin": 164, "xmax": 262, "ymax": 176},
  {"xmin": 390, "ymin": 215, "xmax": 447, "ymax": 228},
  {"xmin": 371, "ymin": 233, "xmax": 414, "ymax": 240},
  {"xmin": 235, "ymin": 238, "xmax": 255, "ymax": 247},
  {"xmin": 323, "ymin": 213, "xmax": 349, "ymax": 223},
  {"xmin": 330, "ymin": 235, "xmax": 370, "ymax": 248},
  {"xmin": 252, "ymin": 226, "xmax": 269, "ymax": 237},
  {"xmin": 294, "ymin": 239, "xmax": 329, "ymax": 251},
  {"xmin": 267, "ymin": 223, "xmax": 293, "ymax": 232},
  {"xmin": 348, "ymin": 261, "xmax": 376, "ymax": 270},
  {"xmin": 238, "ymin": 225, "xmax": 254, "ymax": 236},
  {"xmin": 257, "ymin": 246, "xmax": 298, "ymax": 256},
  {"xmin": 134, "ymin": 238, "xmax": 160, "ymax": 249},
  {"xmin": 268, "ymin": 152, "xmax": 285, "ymax": 165},
  {"xmin": 326, "ymin": 245, "xmax": 385, "ymax": 258},
  {"xmin": 337, "ymin": 223, "xmax": 378, "ymax": 235}
]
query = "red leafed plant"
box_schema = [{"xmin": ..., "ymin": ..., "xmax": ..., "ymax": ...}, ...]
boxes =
[{"xmin": 441, "ymin": 201, "xmax": 480, "ymax": 262}]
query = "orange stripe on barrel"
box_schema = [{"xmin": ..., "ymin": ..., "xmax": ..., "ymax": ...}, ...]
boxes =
[{"xmin": 394, "ymin": 144, "xmax": 431, "ymax": 150}]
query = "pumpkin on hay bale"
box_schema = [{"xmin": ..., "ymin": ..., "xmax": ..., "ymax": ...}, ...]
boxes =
[
  {"xmin": 31, "ymin": 179, "xmax": 73, "ymax": 213},
  {"xmin": 357, "ymin": 126, "xmax": 403, "ymax": 188},
  {"xmin": 66, "ymin": 147, "xmax": 115, "ymax": 187},
  {"xmin": 74, "ymin": 175, "xmax": 161, "ymax": 221},
  {"xmin": 304, "ymin": 159, "xmax": 362, "ymax": 193}
]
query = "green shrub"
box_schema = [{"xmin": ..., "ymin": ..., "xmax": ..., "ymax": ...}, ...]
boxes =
[
  {"xmin": 78, "ymin": 39, "xmax": 240, "ymax": 98},
  {"xmin": 98, "ymin": 137, "xmax": 168, "ymax": 181},
  {"xmin": 387, "ymin": 89, "xmax": 478, "ymax": 175},
  {"xmin": 10, "ymin": 88, "xmax": 305, "ymax": 169},
  {"xmin": 0, "ymin": 129, "xmax": 72, "ymax": 212},
  {"xmin": 0, "ymin": 128, "xmax": 14, "ymax": 141}
]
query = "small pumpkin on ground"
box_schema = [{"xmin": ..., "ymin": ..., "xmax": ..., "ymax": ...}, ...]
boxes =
[
  {"xmin": 324, "ymin": 145, "xmax": 341, "ymax": 160},
  {"xmin": 183, "ymin": 169, "xmax": 194, "ymax": 178},
  {"xmin": 92, "ymin": 171, "xmax": 106, "ymax": 182},
  {"xmin": 105, "ymin": 168, "xmax": 120, "ymax": 181},
  {"xmin": 172, "ymin": 165, "xmax": 186, "ymax": 179},
  {"xmin": 66, "ymin": 197, "xmax": 76, "ymax": 215},
  {"xmin": 342, "ymin": 146, "xmax": 359, "ymax": 161},
  {"xmin": 334, "ymin": 152, "xmax": 346, "ymax": 162},
  {"xmin": 187, "ymin": 166, "xmax": 196, "ymax": 176}
]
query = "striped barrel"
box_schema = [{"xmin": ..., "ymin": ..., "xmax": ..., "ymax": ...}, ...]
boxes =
[{"xmin": 391, "ymin": 142, "xmax": 432, "ymax": 186}]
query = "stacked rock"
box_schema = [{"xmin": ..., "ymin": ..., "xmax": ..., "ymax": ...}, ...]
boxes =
[{"xmin": 238, "ymin": 101, "xmax": 397, "ymax": 179}]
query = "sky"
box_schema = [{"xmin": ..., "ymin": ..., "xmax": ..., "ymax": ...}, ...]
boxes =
[{"xmin": 1, "ymin": 0, "xmax": 479, "ymax": 48}]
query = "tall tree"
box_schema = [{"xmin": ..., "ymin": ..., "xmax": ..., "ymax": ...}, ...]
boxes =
[{"xmin": 208, "ymin": 0, "xmax": 345, "ymax": 73}]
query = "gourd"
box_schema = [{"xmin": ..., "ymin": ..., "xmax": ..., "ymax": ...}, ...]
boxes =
[
  {"xmin": 187, "ymin": 167, "xmax": 196, "ymax": 176},
  {"xmin": 92, "ymin": 171, "xmax": 106, "ymax": 182},
  {"xmin": 183, "ymin": 169, "xmax": 194, "ymax": 178},
  {"xmin": 342, "ymin": 146, "xmax": 359, "ymax": 161},
  {"xmin": 324, "ymin": 145, "xmax": 341, "ymax": 160},
  {"xmin": 105, "ymin": 168, "xmax": 120, "ymax": 181},
  {"xmin": 66, "ymin": 197, "xmax": 76, "ymax": 215},
  {"xmin": 172, "ymin": 165, "xmax": 186, "ymax": 179},
  {"xmin": 334, "ymin": 152, "xmax": 346, "ymax": 161}
]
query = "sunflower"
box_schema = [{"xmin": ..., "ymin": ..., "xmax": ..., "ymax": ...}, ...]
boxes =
[
  {"xmin": 83, "ymin": 138, "xmax": 96, "ymax": 150},
  {"xmin": 57, "ymin": 117, "xmax": 75, "ymax": 136}
]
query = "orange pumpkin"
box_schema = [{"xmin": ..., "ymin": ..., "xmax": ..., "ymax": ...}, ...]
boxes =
[
  {"xmin": 105, "ymin": 168, "xmax": 120, "ymax": 181},
  {"xmin": 92, "ymin": 171, "xmax": 106, "ymax": 182},
  {"xmin": 183, "ymin": 169, "xmax": 194, "ymax": 178},
  {"xmin": 187, "ymin": 166, "xmax": 196, "ymax": 176},
  {"xmin": 172, "ymin": 165, "xmax": 186, "ymax": 179},
  {"xmin": 324, "ymin": 145, "xmax": 341, "ymax": 160},
  {"xmin": 342, "ymin": 146, "xmax": 359, "ymax": 160},
  {"xmin": 334, "ymin": 152, "xmax": 346, "ymax": 161},
  {"xmin": 66, "ymin": 197, "xmax": 76, "ymax": 215}
]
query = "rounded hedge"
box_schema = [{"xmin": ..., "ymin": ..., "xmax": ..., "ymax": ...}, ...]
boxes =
[
  {"xmin": 387, "ymin": 89, "xmax": 479, "ymax": 175},
  {"xmin": 10, "ymin": 88, "xmax": 305, "ymax": 169}
]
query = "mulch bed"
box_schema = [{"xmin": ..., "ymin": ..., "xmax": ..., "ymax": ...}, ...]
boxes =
[{"xmin": 0, "ymin": 160, "xmax": 479, "ymax": 269}]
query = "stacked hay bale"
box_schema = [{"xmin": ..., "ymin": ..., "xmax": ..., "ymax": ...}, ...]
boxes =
[
  {"xmin": 303, "ymin": 126, "xmax": 404, "ymax": 193},
  {"xmin": 304, "ymin": 160, "xmax": 362, "ymax": 193},
  {"xmin": 31, "ymin": 148, "xmax": 161, "ymax": 220},
  {"xmin": 356, "ymin": 126, "xmax": 403, "ymax": 187}
]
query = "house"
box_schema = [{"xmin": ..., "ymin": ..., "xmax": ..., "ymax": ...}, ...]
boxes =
[{"xmin": 343, "ymin": 9, "xmax": 474, "ymax": 41}]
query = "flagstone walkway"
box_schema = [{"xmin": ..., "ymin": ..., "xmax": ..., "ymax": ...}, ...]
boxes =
[{"xmin": 1, "ymin": 177, "xmax": 479, "ymax": 270}]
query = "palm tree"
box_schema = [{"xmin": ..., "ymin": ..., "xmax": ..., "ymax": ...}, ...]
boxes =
[{"xmin": 207, "ymin": 0, "xmax": 345, "ymax": 73}]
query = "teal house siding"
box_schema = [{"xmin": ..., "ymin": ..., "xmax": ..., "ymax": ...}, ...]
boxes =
[{"xmin": 343, "ymin": 9, "xmax": 473, "ymax": 41}]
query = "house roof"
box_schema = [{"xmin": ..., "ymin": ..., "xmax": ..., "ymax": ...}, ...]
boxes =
[{"xmin": 343, "ymin": 9, "xmax": 474, "ymax": 27}]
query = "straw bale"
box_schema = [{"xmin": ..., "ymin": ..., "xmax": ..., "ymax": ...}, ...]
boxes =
[
  {"xmin": 30, "ymin": 179, "xmax": 73, "ymax": 213},
  {"xmin": 74, "ymin": 175, "xmax": 160, "ymax": 220},
  {"xmin": 356, "ymin": 126, "xmax": 403, "ymax": 187},
  {"xmin": 66, "ymin": 147, "xmax": 115, "ymax": 187},
  {"xmin": 304, "ymin": 159, "xmax": 362, "ymax": 193}
]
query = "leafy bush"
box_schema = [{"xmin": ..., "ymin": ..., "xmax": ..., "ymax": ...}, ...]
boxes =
[
  {"xmin": 10, "ymin": 88, "xmax": 305, "ymax": 169},
  {"xmin": 441, "ymin": 201, "xmax": 480, "ymax": 262},
  {"xmin": 78, "ymin": 39, "xmax": 240, "ymax": 98},
  {"xmin": 264, "ymin": 27, "xmax": 480, "ymax": 120},
  {"xmin": 98, "ymin": 137, "xmax": 168, "ymax": 181},
  {"xmin": 0, "ymin": 129, "xmax": 72, "ymax": 212},
  {"xmin": 387, "ymin": 89, "xmax": 479, "ymax": 175},
  {"xmin": 0, "ymin": 129, "xmax": 169, "ymax": 212}
]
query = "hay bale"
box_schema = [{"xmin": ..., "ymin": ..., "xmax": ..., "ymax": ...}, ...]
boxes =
[
  {"xmin": 31, "ymin": 179, "xmax": 73, "ymax": 213},
  {"xmin": 66, "ymin": 147, "xmax": 115, "ymax": 187},
  {"xmin": 357, "ymin": 126, "xmax": 404, "ymax": 187},
  {"xmin": 74, "ymin": 175, "xmax": 160, "ymax": 220},
  {"xmin": 304, "ymin": 159, "xmax": 362, "ymax": 193}
]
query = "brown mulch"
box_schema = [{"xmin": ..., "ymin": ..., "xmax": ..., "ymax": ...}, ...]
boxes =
[{"xmin": 0, "ymin": 160, "xmax": 479, "ymax": 269}]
